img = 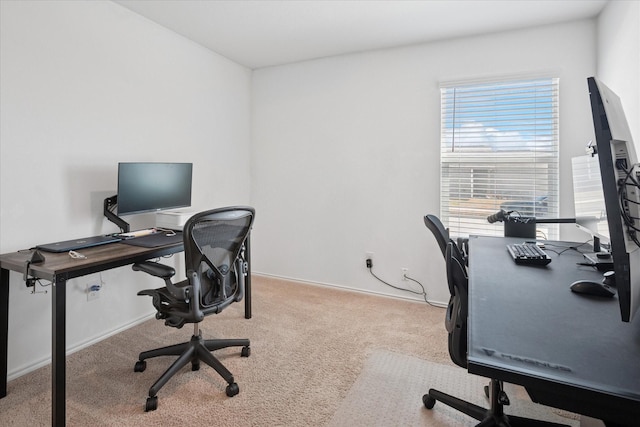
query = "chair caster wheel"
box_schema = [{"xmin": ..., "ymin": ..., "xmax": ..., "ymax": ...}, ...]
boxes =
[
  {"xmin": 145, "ymin": 396, "xmax": 158, "ymax": 412},
  {"xmin": 134, "ymin": 360, "xmax": 147, "ymax": 372},
  {"xmin": 192, "ymin": 362, "xmax": 200, "ymax": 371},
  {"xmin": 423, "ymin": 394, "xmax": 436, "ymax": 409},
  {"xmin": 241, "ymin": 346, "xmax": 250, "ymax": 357},
  {"xmin": 226, "ymin": 382, "xmax": 239, "ymax": 397}
]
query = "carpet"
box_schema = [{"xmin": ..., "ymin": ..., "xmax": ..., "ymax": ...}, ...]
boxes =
[
  {"xmin": 0, "ymin": 277, "xmax": 581, "ymax": 426},
  {"xmin": 328, "ymin": 349, "xmax": 580, "ymax": 427}
]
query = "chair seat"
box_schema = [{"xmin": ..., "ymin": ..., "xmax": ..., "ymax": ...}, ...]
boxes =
[{"xmin": 138, "ymin": 287, "xmax": 190, "ymax": 328}]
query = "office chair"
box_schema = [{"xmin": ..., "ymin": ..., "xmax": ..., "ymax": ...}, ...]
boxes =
[
  {"xmin": 422, "ymin": 214, "xmax": 567, "ymax": 426},
  {"xmin": 131, "ymin": 206, "xmax": 255, "ymax": 412},
  {"xmin": 424, "ymin": 214, "xmax": 449, "ymax": 257},
  {"xmin": 424, "ymin": 214, "xmax": 468, "ymax": 265}
]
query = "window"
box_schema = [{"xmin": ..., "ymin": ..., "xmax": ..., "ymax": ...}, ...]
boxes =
[{"xmin": 440, "ymin": 77, "xmax": 559, "ymax": 238}]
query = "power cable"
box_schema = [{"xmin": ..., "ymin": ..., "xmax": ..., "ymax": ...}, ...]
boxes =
[{"xmin": 367, "ymin": 265, "xmax": 439, "ymax": 307}]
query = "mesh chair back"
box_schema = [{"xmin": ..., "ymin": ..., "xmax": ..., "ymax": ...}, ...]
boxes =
[{"xmin": 183, "ymin": 207, "xmax": 255, "ymax": 311}]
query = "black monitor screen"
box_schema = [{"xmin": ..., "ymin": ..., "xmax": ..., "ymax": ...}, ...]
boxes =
[
  {"xmin": 588, "ymin": 77, "xmax": 640, "ymax": 322},
  {"xmin": 117, "ymin": 162, "xmax": 192, "ymax": 216}
]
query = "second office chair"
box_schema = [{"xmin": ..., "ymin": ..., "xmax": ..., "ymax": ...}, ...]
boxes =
[{"xmin": 422, "ymin": 214, "xmax": 566, "ymax": 426}]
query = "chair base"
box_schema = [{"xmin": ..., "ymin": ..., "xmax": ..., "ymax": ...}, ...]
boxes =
[
  {"xmin": 134, "ymin": 329, "xmax": 250, "ymax": 412},
  {"xmin": 423, "ymin": 379, "xmax": 569, "ymax": 427}
]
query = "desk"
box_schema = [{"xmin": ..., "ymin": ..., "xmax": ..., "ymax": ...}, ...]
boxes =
[
  {"xmin": 467, "ymin": 236, "xmax": 640, "ymax": 425},
  {"xmin": 0, "ymin": 237, "xmax": 252, "ymax": 426}
]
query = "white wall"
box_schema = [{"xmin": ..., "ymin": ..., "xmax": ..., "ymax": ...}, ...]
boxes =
[
  {"xmin": 0, "ymin": 1, "xmax": 251, "ymax": 378},
  {"xmin": 251, "ymin": 20, "xmax": 598, "ymax": 305},
  {"xmin": 597, "ymin": 1, "xmax": 640, "ymax": 147}
]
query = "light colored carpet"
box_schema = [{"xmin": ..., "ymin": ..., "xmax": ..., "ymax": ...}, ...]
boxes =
[
  {"xmin": 328, "ymin": 349, "xmax": 580, "ymax": 427},
  {"xmin": 0, "ymin": 276, "xmax": 581, "ymax": 426}
]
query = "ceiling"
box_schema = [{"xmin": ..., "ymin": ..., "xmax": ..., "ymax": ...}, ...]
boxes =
[{"xmin": 114, "ymin": 0, "xmax": 608, "ymax": 69}]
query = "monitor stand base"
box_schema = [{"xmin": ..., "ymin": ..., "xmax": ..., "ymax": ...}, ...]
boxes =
[{"xmin": 583, "ymin": 253, "xmax": 613, "ymax": 272}]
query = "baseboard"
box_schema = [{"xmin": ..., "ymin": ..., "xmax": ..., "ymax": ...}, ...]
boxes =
[
  {"xmin": 252, "ymin": 272, "xmax": 448, "ymax": 308},
  {"xmin": 8, "ymin": 312, "xmax": 155, "ymax": 381}
]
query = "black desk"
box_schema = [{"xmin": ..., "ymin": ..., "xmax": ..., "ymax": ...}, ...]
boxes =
[
  {"xmin": 0, "ymin": 237, "xmax": 252, "ymax": 426},
  {"xmin": 467, "ymin": 236, "xmax": 640, "ymax": 425}
]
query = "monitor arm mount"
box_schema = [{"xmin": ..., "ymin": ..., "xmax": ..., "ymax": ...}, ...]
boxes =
[{"xmin": 104, "ymin": 195, "xmax": 130, "ymax": 233}]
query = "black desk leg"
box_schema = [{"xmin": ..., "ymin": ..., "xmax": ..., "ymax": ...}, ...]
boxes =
[
  {"xmin": 0, "ymin": 268, "xmax": 9, "ymax": 398},
  {"xmin": 244, "ymin": 236, "xmax": 252, "ymax": 319},
  {"xmin": 52, "ymin": 276, "xmax": 66, "ymax": 426}
]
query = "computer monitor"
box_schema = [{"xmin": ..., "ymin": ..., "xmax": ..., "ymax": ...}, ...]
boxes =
[
  {"xmin": 588, "ymin": 77, "xmax": 640, "ymax": 322},
  {"xmin": 117, "ymin": 162, "xmax": 193, "ymax": 216}
]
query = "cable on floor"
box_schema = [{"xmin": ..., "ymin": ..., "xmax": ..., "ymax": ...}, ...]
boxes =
[{"xmin": 367, "ymin": 266, "xmax": 439, "ymax": 307}]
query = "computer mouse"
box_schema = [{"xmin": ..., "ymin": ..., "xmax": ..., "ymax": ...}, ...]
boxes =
[{"xmin": 570, "ymin": 280, "xmax": 616, "ymax": 298}]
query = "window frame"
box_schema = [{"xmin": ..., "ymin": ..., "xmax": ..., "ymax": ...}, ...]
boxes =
[{"xmin": 439, "ymin": 77, "xmax": 560, "ymax": 239}]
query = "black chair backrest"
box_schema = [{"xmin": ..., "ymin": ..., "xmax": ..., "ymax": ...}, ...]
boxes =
[
  {"xmin": 445, "ymin": 241, "xmax": 468, "ymax": 368},
  {"xmin": 424, "ymin": 214, "xmax": 469, "ymax": 265},
  {"xmin": 183, "ymin": 206, "xmax": 255, "ymax": 313},
  {"xmin": 424, "ymin": 214, "xmax": 449, "ymax": 257},
  {"xmin": 423, "ymin": 214, "xmax": 468, "ymax": 368}
]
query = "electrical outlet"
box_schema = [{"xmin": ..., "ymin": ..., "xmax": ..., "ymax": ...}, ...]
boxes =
[
  {"xmin": 87, "ymin": 281, "xmax": 101, "ymax": 301},
  {"xmin": 401, "ymin": 268, "xmax": 409, "ymax": 281},
  {"xmin": 365, "ymin": 252, "xmax": 374, "ymax": 268}
]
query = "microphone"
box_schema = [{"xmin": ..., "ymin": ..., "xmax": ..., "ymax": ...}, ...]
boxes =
[{"xmin": 487, "ymin": 210, "xmax": 509, "ymax": 224}]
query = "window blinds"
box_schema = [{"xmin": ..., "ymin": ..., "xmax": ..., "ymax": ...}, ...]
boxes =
[{"xmin": 440, "ymin": 78, "xmax": 559, "ymax": 238}]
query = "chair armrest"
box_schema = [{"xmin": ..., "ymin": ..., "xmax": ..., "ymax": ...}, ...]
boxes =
[
  {"xmin": 134, "ymin": 261, "xmax": 191, "ymax": 301},
  {"xmin": 132, "ymin": 261, "xmax": 175, "ymax": 279},
  {"xmin": 234, "ymin": 257, "xmax": 247, "ymax": 302},
  {"xmin": 187, "ymin": 270, "xmax": 204, "ymax": 322}
]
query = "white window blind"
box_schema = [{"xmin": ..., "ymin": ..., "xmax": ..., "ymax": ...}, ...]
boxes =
[{"xmin": 440, "ymin": 78, "xmax": 559, "ymax": 238}]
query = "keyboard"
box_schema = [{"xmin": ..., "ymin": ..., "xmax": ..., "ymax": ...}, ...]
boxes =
[{"xmin": 507, "ymin": 243, "xmax": 552, "ymax": 266}]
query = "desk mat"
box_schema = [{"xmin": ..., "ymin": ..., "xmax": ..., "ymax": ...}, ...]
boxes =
[{"xmin": 121, "ymin": 231, "xmax": 183, "ymax": 248}]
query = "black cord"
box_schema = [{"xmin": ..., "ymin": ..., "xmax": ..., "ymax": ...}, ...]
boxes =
[
  {"xmin": 367, "ymin": 266, "xmax": 439, "ymax": 307},
  {"xmin": 35, "ymin": 279, "xmax": 51, "ymax": 288},
  {"xmin": 405, "ymin": 275, "xmax": 440, "ymax": 308},
  {"xmin": 27, "ymin": 278, "xmax": 51, "ymax": 294},
  {"xmin": 540, "ymin": 240, "xmax": 592, "ymax": 255},
  {"xmin": 617, "ymin": 163, "xmax": 640, "ymax": 247},
  {"xmin": 576, "ymin": 262, "xmax": 598, "ymax": 270}
]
